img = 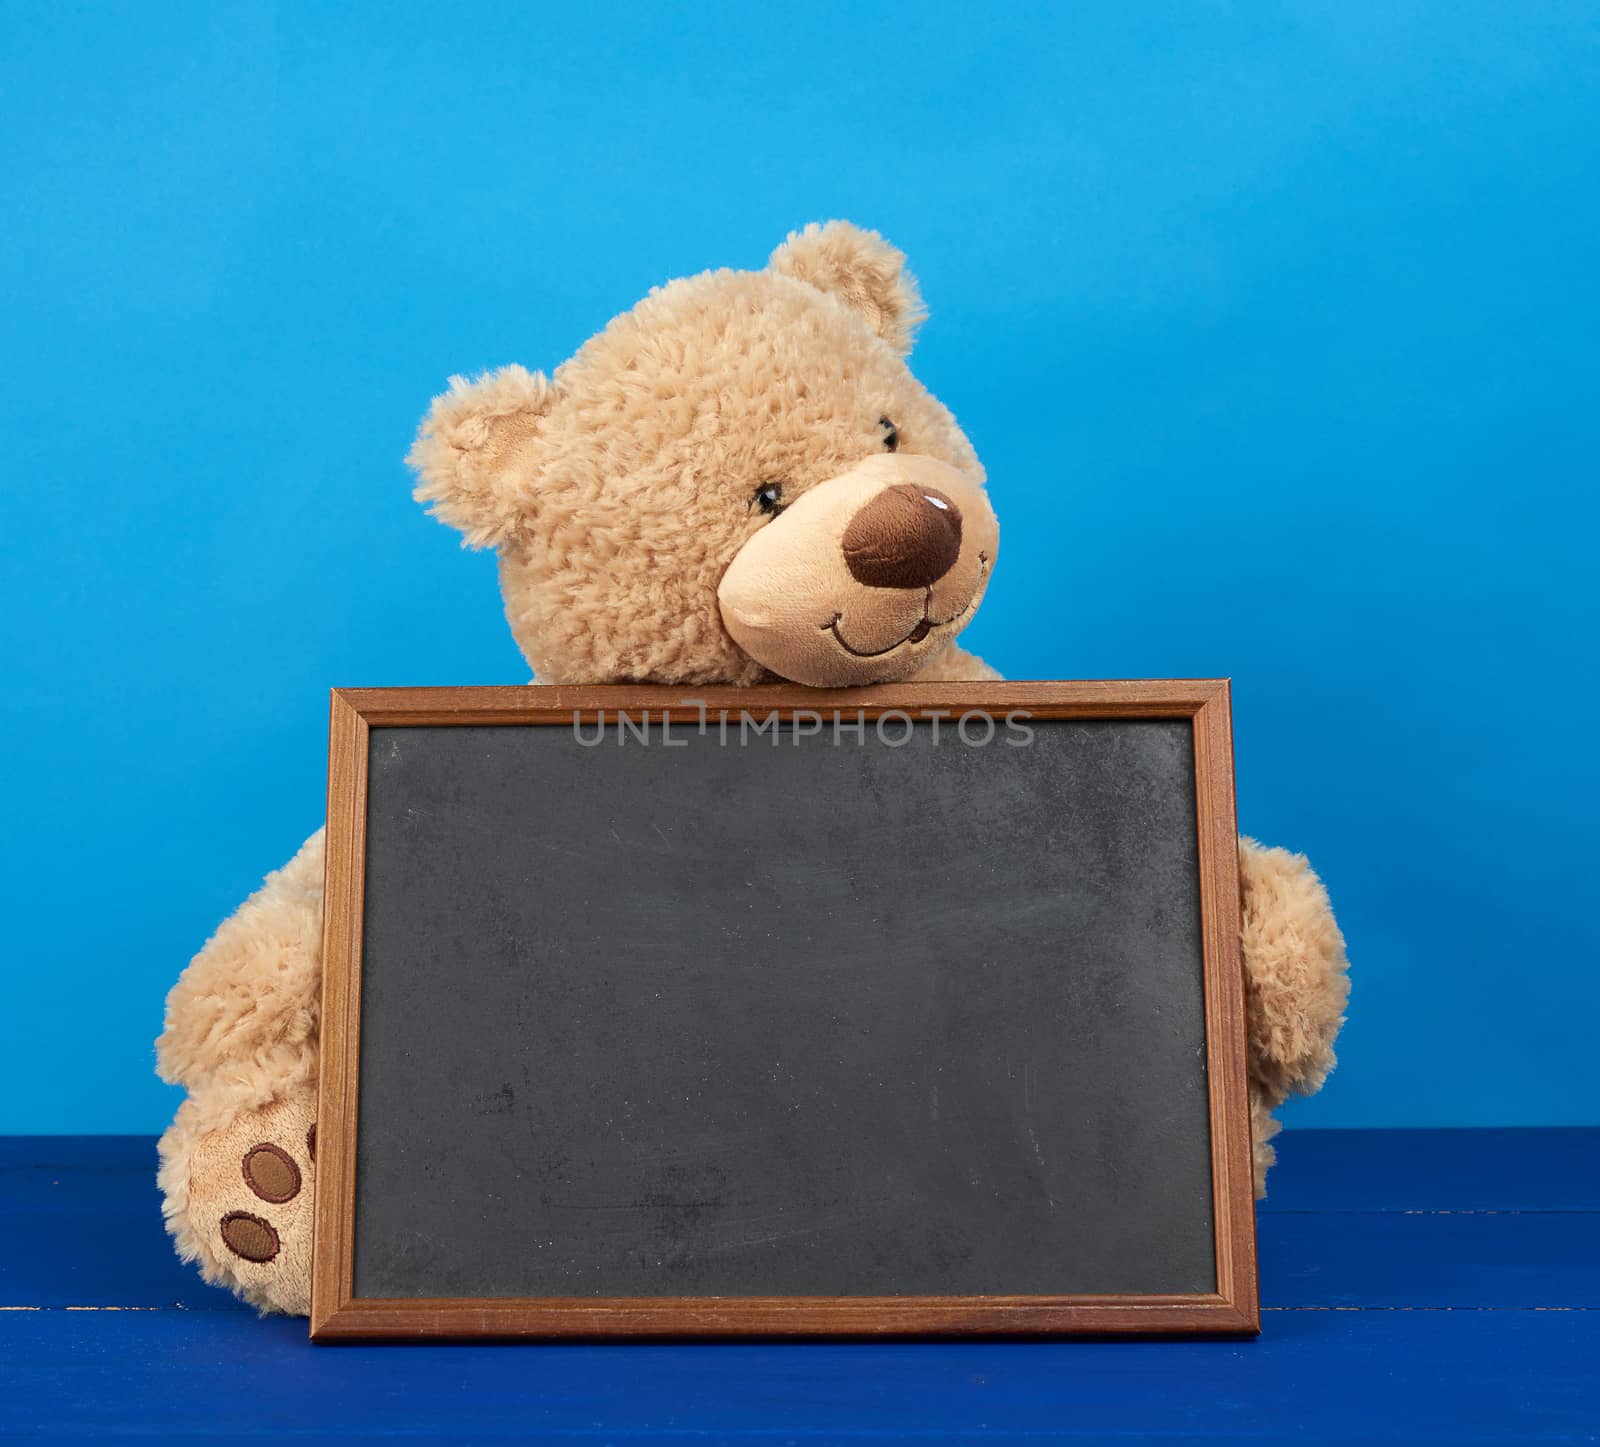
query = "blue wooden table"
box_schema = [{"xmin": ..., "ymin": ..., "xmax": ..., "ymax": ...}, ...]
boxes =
[{"xmin": 2, "ymin": 1130, "xmax": 1595, "ymax": 1442}]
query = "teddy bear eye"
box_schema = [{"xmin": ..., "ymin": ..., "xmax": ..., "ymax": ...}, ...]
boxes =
[
  {"xmin": 752, "ymin": 481, "xmax": 786, "ymax": 516},
  {"xmin": 879, "ymin": 416, "xmax": 899, "ymax": 452}
]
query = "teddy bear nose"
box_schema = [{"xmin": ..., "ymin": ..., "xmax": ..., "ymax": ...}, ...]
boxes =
[{"xmin": 842, "ymin": 483, "xmax": 964, "ymax": 589}]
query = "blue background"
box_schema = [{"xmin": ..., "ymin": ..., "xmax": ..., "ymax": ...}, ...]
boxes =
[{"xmin": 3, "ymin": 3, "xmax": 1595, "ymax": 1134}]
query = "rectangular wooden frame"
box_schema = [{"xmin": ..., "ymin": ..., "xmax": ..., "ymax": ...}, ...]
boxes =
[{"xmin": 311, "ymin": 680, "xmax": 1256, "ymax": 1340}]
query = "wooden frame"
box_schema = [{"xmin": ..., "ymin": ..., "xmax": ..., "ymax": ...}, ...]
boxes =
[{"xmin": 311, "ymin": 681, "xmax": 1255, "ymax": 1340}]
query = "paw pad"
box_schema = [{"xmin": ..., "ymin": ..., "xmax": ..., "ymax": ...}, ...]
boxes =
[
  {"xmin": 220, "ymin": 1210, "xmax": 280, "ymax": 1263},
  {"xmin": 241, "ymin": 1143, "xmax": 301, "ymax": 1204}
]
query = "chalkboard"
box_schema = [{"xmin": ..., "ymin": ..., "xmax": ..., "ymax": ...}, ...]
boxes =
[{"xmin": 311, "ymin": 683, "xmax": 1255, "ymax": 1339}]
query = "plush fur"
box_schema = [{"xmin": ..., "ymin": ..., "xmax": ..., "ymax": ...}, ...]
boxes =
[{"xmin": 157, "ymin": 222, "xmax": 1348, "ymax": 1314}]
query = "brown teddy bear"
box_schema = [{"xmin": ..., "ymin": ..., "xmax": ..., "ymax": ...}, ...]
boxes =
[{"xmin": 156, "ymin": 222, "xmax": 1350, "ymax": 1315}]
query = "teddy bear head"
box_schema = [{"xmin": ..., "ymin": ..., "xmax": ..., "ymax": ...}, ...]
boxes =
[{"xmin": 407, "ymin": 222, "xmax": 998, "ymax": 688}]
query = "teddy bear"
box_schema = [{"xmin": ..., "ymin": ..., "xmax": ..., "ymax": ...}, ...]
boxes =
[{"xmin": 156, "ymin": 221, "xmax": 1350, "ymax": 1315}]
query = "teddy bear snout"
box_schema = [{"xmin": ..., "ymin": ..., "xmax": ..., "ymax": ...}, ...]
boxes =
[
  {"xmin": 842, "ymin": 484, "xmax": 964, "ymax": 590},
  {"xmin": 716, "ymin": 453, "xmax": 996, "ymax": 687}
]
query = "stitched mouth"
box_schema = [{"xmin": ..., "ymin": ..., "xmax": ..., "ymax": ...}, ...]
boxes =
[{"xmin": 824, "ymin": 553, "xmax": 989, "ymax": 659}]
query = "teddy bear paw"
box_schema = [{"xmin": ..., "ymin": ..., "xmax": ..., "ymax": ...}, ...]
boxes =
[
  {"xmin": 170, "ymin": 1089, "xmax": 317, "ymax": 1315},
  {"xmin": 1238, "ymin": 836, "xmax": 1351, "ymax": 1104}
]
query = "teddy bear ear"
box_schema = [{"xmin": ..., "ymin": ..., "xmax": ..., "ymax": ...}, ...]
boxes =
[
  {"xmin": 407, "ymin": 364, "xmax": 556, "ymax": 549},
  {"xmin": 768, "ymin": 221, "xmax": 928, "ymax": 355}
]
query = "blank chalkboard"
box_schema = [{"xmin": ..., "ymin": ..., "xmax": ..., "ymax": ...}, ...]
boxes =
[{"xmin": 311, "ymin": 683, "xmax": 1255, "ymax": 1339}]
